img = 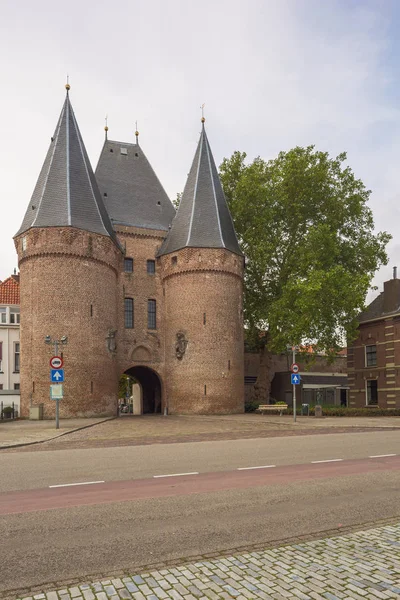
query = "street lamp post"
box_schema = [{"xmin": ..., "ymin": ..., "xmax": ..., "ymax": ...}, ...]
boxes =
[{"xmin": 45, "ymin": 335, "xmax": 68, "ymax": 429}]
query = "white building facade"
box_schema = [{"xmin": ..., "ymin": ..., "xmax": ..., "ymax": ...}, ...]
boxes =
[{"xmin": 0, "ymin": 275, "xmax": 20, "ymax": 412}]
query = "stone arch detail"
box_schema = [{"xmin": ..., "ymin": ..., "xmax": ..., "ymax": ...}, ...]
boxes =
[{"xmin": 131, "ymin": 345, "xmax": 152, "ymax": 363}]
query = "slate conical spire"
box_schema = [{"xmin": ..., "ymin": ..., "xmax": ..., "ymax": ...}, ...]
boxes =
[
  {"xmin": 158, "ymin": 122, "xmax": 243, "ymax": 256},
  {"xmin": 16, "ymin": 86, "xmax": 117, "ymax": 243}
]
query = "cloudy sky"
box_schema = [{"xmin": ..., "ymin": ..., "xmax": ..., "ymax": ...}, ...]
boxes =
[{"xmin": 0, "ymin": 0, "xmax": 399, "ymax": 299}]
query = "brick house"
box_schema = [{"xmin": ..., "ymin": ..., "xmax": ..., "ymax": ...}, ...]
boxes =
[
  {"xmin": 347, "ymin": 268, "xmax": 400, "ymax": 409},
  {"xmin": 14, "ymin": 86, "xmax": 244, "ymax": 418},
  {"xmin": 0, "ymin": 274, "xmax": 20, "ymax": 411}
]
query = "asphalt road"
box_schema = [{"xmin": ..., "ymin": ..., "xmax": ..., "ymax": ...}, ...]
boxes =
[
  {"xmin": 1, "ymin": 431, "xmax": 400, "ymax": 595},
  {"xmin": 1, "ymin": 430, "xmax": 399, "ymax": 492}
]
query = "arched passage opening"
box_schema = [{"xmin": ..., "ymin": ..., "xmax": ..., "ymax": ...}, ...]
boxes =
[{"xmin": 123, "ymin": 366, "xmax": 162, "ymax": 414}]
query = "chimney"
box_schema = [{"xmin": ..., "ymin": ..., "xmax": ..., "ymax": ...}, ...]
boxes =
[{"xmin": 383, "ymin": 268, "xmax": 400, "ymax": 313}]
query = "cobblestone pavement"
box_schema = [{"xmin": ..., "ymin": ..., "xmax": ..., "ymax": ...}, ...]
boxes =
[
  {"xmin": 12, "ymin": 522, "xmax": 400, "ymax": 600},
  {"xmin": 4, "ymin": 415, "xmax": 400, "ymax": 452}
]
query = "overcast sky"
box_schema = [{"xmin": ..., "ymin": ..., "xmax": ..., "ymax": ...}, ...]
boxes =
[{"xmin": 1, "ymin": 0, "xmax": 399, "ymax": 300}]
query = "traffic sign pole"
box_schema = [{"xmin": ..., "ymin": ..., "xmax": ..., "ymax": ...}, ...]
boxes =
[
  {"xmin": 56, "ymin": 398, "xmax": 59, "ymax": 430},
  {"xmin": 292, "ymin": 347, "xmax": 297, "ymax": 423}
]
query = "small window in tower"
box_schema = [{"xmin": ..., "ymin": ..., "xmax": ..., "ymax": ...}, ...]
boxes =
[
  {"xmin": 135, "ymin": 152, "xmax": 139, "ymax": 157},
  {"xmin": 22, "ymin": 237, "xmax": 27, "ymax": 251},
  {"xmin": 120, "ymin": 148, "xmax": 128, "ymax": 155},
  {"xmin": 110, "ymin": 148, "xmax": 114, "ymax": 153},
  {"xmin": 104, "ymin": 192, "xmax": 107, "ymax": 197},
  {"xmin": 147, "ymin": 260, "xmax": 156, "ymax": 274},
  {"xmin": 124, "ymin": 258, "xmax": 134, "ymax": 273},
  {"xmin": 172, "ymin": 256, "xmax": 177, "ymax": 265}
]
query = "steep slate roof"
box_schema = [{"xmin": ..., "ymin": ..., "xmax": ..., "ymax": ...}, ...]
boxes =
[
  {"xmin": 95, "ymin": 140, "xmax": 175, "ymax": 231},
  {"xmin": 358, "ymin": 293, "xmax": 385, "ymax": 323},
  {"xmin": 0, "ymin": 275, "xmax": 20, "ymax": 305},
  {"xmin": 15, "ymin": 91, "xmax": 118, "ymax": 245},
  {"xmin": 158, "ymin": 123, "xmax": 243, "ymax": 257}
]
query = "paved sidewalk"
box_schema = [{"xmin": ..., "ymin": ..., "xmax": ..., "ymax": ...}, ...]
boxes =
[
  {"xmin": 12, "ymin": 522, "xmax": 400, "ymax": 600},
  {"xmin": 2, "ymin": 415, "xmax": 400, "ymax": 451},
  {"xmin": 0, "ymin": 418, "xmax": 113, "ymax": 448}
]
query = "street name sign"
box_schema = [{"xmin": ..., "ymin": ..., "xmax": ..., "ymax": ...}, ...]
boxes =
[
  {"xmin": 50, "ymin": 369, "xmax": 64, "ymax": 382},
  {"xmin": 291, "ymin": 374, "xmax": 300, "ymax": 385},
  {"xmin": 50, "ymin": 356, "xmax": 63, "ymax": 369},
  {"xmin": 50, "ymin": 384, "xmax": 63, "ymax": 399}
]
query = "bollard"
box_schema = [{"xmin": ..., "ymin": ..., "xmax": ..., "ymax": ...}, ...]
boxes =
[{"xmin": 314, "ymin": 404, "xmax": 323, "ymax": 418}]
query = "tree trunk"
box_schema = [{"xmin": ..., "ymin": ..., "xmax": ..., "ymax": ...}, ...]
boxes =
[{"xmin": 250, "ymin": 340, "xmax": 274, "ymax": 404}]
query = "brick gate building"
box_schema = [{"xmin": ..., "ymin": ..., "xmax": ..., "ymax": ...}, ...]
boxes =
[{"xmin": 14, "ymin": 86, "xmax": 244, "ymax": 418}]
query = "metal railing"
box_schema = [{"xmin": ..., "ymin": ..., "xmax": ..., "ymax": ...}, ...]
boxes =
[{"xmin": 0, "ymin": 401, "xmax": 18, "ymax": 420}]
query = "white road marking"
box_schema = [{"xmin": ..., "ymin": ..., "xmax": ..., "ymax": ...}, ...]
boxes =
[
  {"xmin": 311, "ymin": 459, "xmax": 344, "ymax": 464},
  {"xmin": 369, "ymin": 454, "xmax": 397, "ymax": 459},
  {"xmin": 237, "ymin": 465, "xmax": 276, "ymax": 471},
  {"xmin": 153, "ymin": 472, "xmax": 199, "ymax": 478},
  {"xmin": 49, "ymin": 480, "xmax": 105, "ymax": 488}
]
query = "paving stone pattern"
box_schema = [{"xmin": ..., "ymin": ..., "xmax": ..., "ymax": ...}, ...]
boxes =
[{"xmin": 17, "ymin": 523, "xmax": 400, "ymax": 600}]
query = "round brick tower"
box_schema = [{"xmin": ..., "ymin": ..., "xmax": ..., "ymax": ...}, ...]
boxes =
[
  {"xmin": 159, "ymin": 122, "xmax": 244, "ymax": 414},
  {"xmin": 14, "ymin": 88, "xmax": 122, "ymax": 418}
]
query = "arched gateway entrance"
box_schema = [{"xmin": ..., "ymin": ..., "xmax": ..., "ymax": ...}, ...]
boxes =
[{"xmin": 122, "ymin": 366, "xmax": 162, "ymax": 415}]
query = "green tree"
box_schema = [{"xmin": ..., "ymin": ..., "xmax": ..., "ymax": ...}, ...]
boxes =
[{"xmin": 219, "ymin": 146, "xmax": 391, "ymax": 403}]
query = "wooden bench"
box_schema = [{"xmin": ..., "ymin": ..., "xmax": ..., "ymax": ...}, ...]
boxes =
[{"xmin": 257, "ymin": 404, "xmax": 288, "ymax": 416}]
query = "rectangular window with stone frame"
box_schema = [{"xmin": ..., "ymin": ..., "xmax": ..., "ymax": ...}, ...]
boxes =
[
  {"xmin": 365, "ymin": 344, "xmax": 377, "ymax": 367},
  {"xmin": 14, "ymin": 342, "xmax": 20, "ymax": 373},
  {"xmin": 366, "ymin": 379, "xmax": 378, "ymax": 406}
]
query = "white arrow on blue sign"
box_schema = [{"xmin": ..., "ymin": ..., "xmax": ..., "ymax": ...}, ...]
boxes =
[
  {"xmin": 51, "ymin": 369, "xmax": 64, "ymax": 383},
  {"xmin": 291, "ymin": 373, "xmax": 300, "ymax": 385}
]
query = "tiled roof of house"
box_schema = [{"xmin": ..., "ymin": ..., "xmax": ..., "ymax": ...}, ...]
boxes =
[
  {"xmin": 0, "ymin": 275, "xmax": 20, "ymax": 305},
  {"xmin": 158, "ymin": 123, "xmax": 243, "ymax": 257}
]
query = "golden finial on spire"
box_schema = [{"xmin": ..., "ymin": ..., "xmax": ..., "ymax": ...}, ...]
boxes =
[
  {"xmin": 65, "ymin": 74, "xmax": 70, "ymax": 92},
  {"xmin": 104, "ymin": 115, "xmax": 109, "ymax": 140},
  {"xmin": 201, "ymin": 103, "xmax": 205, "ymax": 123},
  {"xmin": 135, "ymin": 120, "xmax": 139, "ymax": 144}
]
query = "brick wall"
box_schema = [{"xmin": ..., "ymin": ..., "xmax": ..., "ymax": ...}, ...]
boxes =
[
  {"xmin": 161, "ymin": 247, "xmax": 244, "ymax": 414},
  {"xmin": 115, "ymin": 226, "xmax": 166, "ymax": 400},
  {"xmin": 15, "ymin": 227, "xmax": 121, "ymax": 418}
]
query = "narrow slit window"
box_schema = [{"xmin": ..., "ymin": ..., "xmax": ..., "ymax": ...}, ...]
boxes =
[
  {"xmin": 148, "ymin": 299, "xmax": 156, "ymax": 329},
  {"xmin": 125, "ymin": 298, "xmax": 134, "ymax": 329}
]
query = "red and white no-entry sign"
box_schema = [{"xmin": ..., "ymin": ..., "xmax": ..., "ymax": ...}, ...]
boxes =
[
  {"xmin": 50, "ymin": 356, "xmax": 63, "ymax": 369},
  {"xmin": 291, "ymin": 363, "xmax": 299, "ymax": 374}
]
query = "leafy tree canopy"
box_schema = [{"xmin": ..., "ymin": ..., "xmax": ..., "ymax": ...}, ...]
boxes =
[{"xmin": 220, "ymin": 146, "xmax": 391, "ymax": 358}]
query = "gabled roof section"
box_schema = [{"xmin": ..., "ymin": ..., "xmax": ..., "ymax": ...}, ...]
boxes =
[
  {"xmin": 358, "ymin": 293, "xmax": 384, "ymax": 323},
  {"xmin": 0, "ymin": 275, "xmax": 20, "ymax": 305},
  {"xmin": 158, "ymin": 123, "xmax": 242, "ymax": 257},
  {"xmin": 95, "ymin": 140, "xmax": 175, "ymax": 231},
  {"xmin": 15, "ymin": 91, "xmax": 118, "ymax": 245}
]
